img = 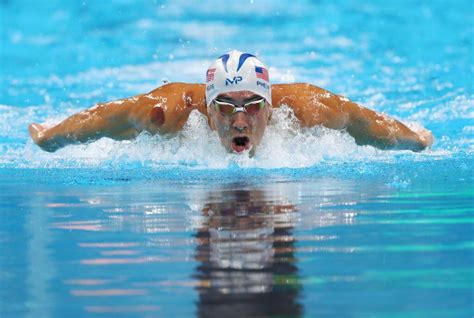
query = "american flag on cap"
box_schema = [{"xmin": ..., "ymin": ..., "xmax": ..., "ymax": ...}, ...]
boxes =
[
  {"xmin": 255, "ymin": 66, "xmax": 269, "ymax": 81},
  {"xmin": 206, "ymin": 68, "xmax": 216, "ymax": 82}
]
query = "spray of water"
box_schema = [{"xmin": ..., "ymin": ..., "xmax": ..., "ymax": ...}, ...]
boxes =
[{"xmin": 0, "ymin": 103, "xmax": 448, "ymax": 170}]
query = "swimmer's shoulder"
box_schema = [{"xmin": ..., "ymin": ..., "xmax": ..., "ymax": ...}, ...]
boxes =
[
  {"xmin": 271, "ymin": 83, "xmax": 328, "ymax": 107},
  {"xmin": 133, "ymin": 82, "xmax": 208, "ymax": 134},
  {"xmin": 271, "ymin": 83, "xmax": 350, "ymax": 128},
  {"xmin": 144, "ymin": 82, "xmax": 207, "ymax": 112}
]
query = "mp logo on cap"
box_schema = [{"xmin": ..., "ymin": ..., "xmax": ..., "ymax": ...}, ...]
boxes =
[{"xmin": 225, "ymin": 76, "xmax": 243, "ymax": 86}]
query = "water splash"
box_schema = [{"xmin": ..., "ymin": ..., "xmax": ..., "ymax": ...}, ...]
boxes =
[{"xmin": 1, "ymin": 104, "xmax": 445, "ymax": 170}]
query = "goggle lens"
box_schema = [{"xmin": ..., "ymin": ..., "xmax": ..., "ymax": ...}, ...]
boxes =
[
  {"xmin": 214, "ymin": 99, "xmax": 265, "ymax": 116},
  {"xmin": 245, "ymin": 100, "xmax": 263, "ymax": 115},
  {"xmin": 217, "ymin": 102, "xmax": 236, "ymax": 116}
]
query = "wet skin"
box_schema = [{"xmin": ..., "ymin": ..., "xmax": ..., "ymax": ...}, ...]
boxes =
[
  {"xmin": 28, "ymin": 83, "xmax": 433, "ymax": 153},
  {"xmin": 207, "ymin": 91, "xmax": 272, "ymax": 155}
]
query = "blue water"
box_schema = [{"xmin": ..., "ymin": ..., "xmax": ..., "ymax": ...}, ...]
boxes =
[{"xmin": 1, "ymin": 0, "xmax": 473, "ymax": 317}]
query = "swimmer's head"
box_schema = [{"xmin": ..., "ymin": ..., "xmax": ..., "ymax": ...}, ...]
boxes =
[
  {"xmin": 205, "ymin": 50, "xmax": 272, "ymax": 106},
  {"xmin": 205, "ymin": 50, "xmax": 272, "ymax": 155}
]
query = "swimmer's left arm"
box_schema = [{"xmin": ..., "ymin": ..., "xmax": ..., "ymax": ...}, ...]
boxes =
[
  {"xmin": 341, "ymin": 99, "xmax": 433, "ymax": 151},
  {"xmin": 272, "ymin": 83, "xmax": 433, "ymax": 151}
]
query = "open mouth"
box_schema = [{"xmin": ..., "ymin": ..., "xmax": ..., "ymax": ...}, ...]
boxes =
[{"xmin": 231, "ymin": 136, "xmax": 251, "ymax": 153}]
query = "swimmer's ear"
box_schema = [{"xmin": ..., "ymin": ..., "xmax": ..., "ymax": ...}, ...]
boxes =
[
  {"xmin": 267, "ymin": 106, "xmax": 273, "ymax": 122},
  {"xmin": 207, "ymin": 109, "xmax": 216, "ymax": 130}
]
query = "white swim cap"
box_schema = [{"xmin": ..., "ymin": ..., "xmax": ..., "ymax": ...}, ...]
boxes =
[{"xmin": 205, "ymin": 50, "xmax": 271, "ymax": 106}]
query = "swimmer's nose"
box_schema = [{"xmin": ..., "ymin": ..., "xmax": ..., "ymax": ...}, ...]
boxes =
[{"xmin": 232, "ymin": 113, "xmax": 249, "ymax": 133}]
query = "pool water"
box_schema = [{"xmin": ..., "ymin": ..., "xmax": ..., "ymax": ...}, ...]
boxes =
[{"xmin": 1, "ymin": 1, "xmax": 473, "ymax": 317}]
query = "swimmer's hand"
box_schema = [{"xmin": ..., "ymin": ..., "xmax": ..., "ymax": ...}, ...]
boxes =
[
  {"xmin": 416, "ymin": 127, "xmax": 434, "ymax": 149},
  {"xmin": 29, "ymin": 123, "xmax": 60, "ymax": 152}
]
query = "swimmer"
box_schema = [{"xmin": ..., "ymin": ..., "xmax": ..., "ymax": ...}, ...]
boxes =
[{"xmin": 29, "ymin": 50, "xmax": 433, "ymax": 154}]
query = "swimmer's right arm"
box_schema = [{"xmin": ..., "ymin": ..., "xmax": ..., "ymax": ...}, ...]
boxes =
[
  {"xmin": 29, "ymin": 83, "xmax": 207, "ymax": 152},
  {"xmin": 29, "ymin": 98, "xmax": 141, "ymax": 152}
]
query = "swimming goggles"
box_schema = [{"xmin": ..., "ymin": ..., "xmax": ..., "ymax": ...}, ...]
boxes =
[{"xmin": 213, "ymin": 98, "xmax": 265, "ymax": 116}]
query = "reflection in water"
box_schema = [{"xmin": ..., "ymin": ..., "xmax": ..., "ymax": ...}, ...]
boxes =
[
  {"xmin": 26, "ymin": 196, "xmax": 55, "ymax": 318},
  {"xmin": 194, "ymin": 188, "xmax": 302, "ymax": 317},
  {"xmin": 43, "ymin": 179, "xmax": 362, "ymax": 316}
]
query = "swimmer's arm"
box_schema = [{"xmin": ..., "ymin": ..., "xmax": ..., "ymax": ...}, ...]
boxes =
[
  {"xmin": 28, "ymin": 97, "xmax": 146, "ymax": 152},
  {"xmin": 29, "ymin": 83, "xmax": 207, "ymax": 152},
  {"xmin": 273, "ymin": 83, "xmax": 433, "ymax": 151},
  {"xmin": 341, "ymin": 100, "xmax": 433, "ymax": 151}
]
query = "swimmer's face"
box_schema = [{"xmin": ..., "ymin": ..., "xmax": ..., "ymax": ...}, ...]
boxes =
[{"xmin": 208, "ymin": 91, "xmax": 272, "ymax": 155}]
